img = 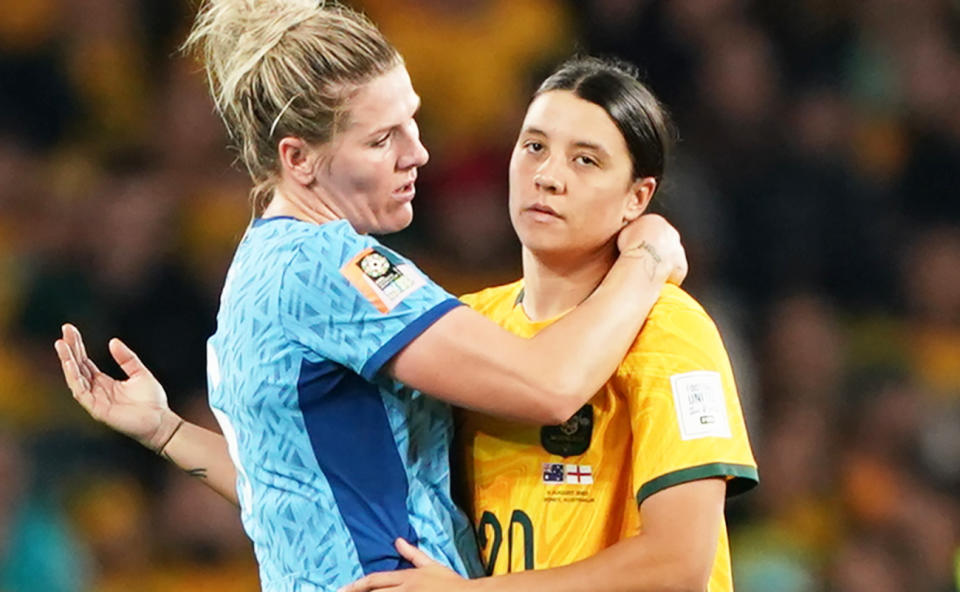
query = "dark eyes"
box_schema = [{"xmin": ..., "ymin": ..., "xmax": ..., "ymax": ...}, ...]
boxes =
[{"xmin": 522, "ymin": 140, "xmax": 599, "ymax": 167}]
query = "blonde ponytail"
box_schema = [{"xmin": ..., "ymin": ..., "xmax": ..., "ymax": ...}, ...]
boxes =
[{"xmin": 183, "ymin": 0, "xmax": 401, "ymax": 210}]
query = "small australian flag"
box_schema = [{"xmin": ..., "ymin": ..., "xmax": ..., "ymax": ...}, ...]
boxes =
[{"xmin": 542, "ymin": 463, "xmax": 565, "ymax": 484}]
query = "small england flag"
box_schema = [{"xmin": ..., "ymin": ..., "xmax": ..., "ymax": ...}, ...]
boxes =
[{"xmin": 564, "ymin": 464, "xmax": 593, "ymax": 484}]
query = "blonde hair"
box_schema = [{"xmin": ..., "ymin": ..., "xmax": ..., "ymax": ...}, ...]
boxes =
[{"xmin": 183, "ymin": 0, "xmax": 402, "ymax": 211}]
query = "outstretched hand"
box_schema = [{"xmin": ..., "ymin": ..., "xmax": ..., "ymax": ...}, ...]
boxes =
[
  {"xmin": 54, "ymin": 324, "xmax": 181, "ymax": 452},
  {"xmin": 337, "ymin": 538, "xmax": 471, "ymax": 592}
]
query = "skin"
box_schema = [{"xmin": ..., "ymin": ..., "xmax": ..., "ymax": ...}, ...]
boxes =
[
  {"xmin": 340, "ymin": 91, "xmax": 726, "ymax": 592},
  {"xmin": 264, "ymin": 65, "xmax": 428, "ymax": 234},
  {"xmin": 54, "ymin": 69, "xmax": 697, "ymax": 585},
  {"xmin": 234, "ymin": 62, "xmax": 692, "ymax": 425}
]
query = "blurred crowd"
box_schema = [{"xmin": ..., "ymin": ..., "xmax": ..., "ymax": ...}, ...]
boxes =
[{"xmin": 0, "ymin": 1, "xmax": 958, "ymax": 591}]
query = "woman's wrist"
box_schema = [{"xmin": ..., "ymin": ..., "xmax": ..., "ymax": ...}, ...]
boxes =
[{"xmin": 143, "ymin": 410, "xmax": 185, "ymax": 455}]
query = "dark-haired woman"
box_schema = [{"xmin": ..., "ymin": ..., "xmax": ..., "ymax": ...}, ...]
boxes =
[{"xmin": 343, "ymin": 57, "xmax": 758, "ymax": 592}]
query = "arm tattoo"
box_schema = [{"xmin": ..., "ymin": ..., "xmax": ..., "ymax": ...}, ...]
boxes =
[
  {"xmin": 635, "ymin": 240, "xmax": 662, "ymax": 281},
  {"xmin": 161, "ymin": 450, "xmax": 208, "ymax": 479}
]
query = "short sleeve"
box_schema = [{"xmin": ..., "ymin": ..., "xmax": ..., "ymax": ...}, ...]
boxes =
[
  {"xmin": 279, "ymin": 224, "xmax": 461, "ymax": 379},
  {"xmin": 619, "ymin": 295, "xmax": 758, "ymax": 505}
]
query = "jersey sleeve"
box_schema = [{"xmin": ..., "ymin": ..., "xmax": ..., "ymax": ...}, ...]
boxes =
[
  {"xmin": 618, "ymin": 295, "xmax": 758, "ymax": 506},
  {"xmin": 279, "ymin": 227, "xmax": 462, "ymax": 380}
]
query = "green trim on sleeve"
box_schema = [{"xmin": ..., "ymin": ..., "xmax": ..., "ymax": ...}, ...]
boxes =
[{"xmin": 636, "ymin": 462, "xmax": 759, "ymax": 505}]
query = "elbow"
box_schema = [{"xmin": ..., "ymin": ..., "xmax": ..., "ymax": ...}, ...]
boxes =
[
  {"xmin": 540, "ymin": 381, "xmax": 588, "ymax": 425},
  {"xmin": 543, "ymin": 403, "xmax": 579, "ymax": 426},
  {"xmin": 516, "ymin": 368, "xmax": 591, "ymax": 424}
]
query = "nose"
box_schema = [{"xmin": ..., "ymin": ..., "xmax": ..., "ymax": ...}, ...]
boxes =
[
  {"xmin": 534, "ymin": 158, "xmax": 564, "ymax": 194},
  {"xmin": 397, "ymin": 121, "xmax": 429, "ymax": 170},
  {"xmin": 410, "ymin": 136, "xmax": 429, "ymax": 168}
]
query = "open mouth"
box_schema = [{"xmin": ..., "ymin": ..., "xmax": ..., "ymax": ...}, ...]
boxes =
[{"xmin": 392, "ymin": 180, "xmax": 416, "ymax": 200}]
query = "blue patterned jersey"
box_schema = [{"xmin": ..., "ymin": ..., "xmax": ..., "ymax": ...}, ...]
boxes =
[{"xmin": 206, "ymin": 217, "xmax": 482, "ymax": 591}]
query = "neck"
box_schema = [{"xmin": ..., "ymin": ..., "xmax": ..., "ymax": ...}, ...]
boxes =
[
  {"xmin": 262, "ymin": 179, "xmax": 342, "ymax": 226},
  {"xmin": 520, "ymin": 242, "xmax": 618, "ymax": 321}
]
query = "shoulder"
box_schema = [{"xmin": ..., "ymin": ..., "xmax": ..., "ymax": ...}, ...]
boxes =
[
  {"xmin": 620, "ymin": 285, "xmax": 727, "ymax": 372},
  {"xmin": 459, "ymin": 280, "xmax": 524, "ymax": 314},
  {"xmin": 272, "ymin": 219, "xmax": 395, "ymax": 282},
  {"xmin": 643, "ymin": 285, "xmax": 717, "ymax": 342}
]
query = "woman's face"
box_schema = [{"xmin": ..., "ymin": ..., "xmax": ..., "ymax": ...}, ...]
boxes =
[
  {"xmin": 311, "ymin": 64, "xmax": 429, "ymax": 234},
  {"xmin": 508, "ymin": 90, "xmax": 650, "ymax": 260}
]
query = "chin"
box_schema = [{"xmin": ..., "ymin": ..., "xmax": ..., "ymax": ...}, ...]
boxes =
[
  {"xmin": 516, "ymin": 225, "xmax": 566, "ymax": 252},
  {"xmin": 373, "ymin": 204, "xmax": 414, "ymax": 235}
]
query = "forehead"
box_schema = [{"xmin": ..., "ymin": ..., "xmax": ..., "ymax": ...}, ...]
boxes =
[
  {"xmin": 521, "ymin": 90, "xmax": 628, "ymax": 153},
  {"xmin": 346, "ymin": 64, "xmax": 419, "ymax": 130}
]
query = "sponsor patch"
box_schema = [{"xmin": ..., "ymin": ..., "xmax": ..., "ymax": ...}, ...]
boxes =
[
  {"xmin": 670, "ymin": 371, "xmax": 731, "ymax": 440},
  {"xmin": 341, "ymin": 246, "xmax": 425, "ymax": 313}
]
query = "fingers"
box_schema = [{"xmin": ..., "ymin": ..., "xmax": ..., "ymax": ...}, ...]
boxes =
[
  {"xmin": 55, "ymin": 339, "xmax": 89, "ymax": 393},
  {"xmin": 337, "ymin": 572, "xmax": 402, "ymax": 592},
  {"xmin": 61, "ymin": 324, "xmax": 89, "ymax": 380},
  {"xmin": 395, "ymin": 538, "xmax": 440, "ymax": 568},
  {"xmin": 109, "ymin": 337, "xmax": 151, "ymax": 379},
  {"xmin": 62, "ymin": 324, "xmax": 99, "ymax": 381},
  {"xmin": 55, "ymin": 339, "xmax": 98, "ymax": 416}
]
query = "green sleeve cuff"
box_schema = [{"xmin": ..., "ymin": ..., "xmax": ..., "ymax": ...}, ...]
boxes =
[{"xmin": 636, "ymin": 462, "xmax": 759, "ymax": 505}]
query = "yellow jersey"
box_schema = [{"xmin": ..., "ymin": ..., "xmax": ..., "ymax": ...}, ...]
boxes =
[{"xmin": 459, "ymin": 281, "xmax": 758, "ymax": 590}]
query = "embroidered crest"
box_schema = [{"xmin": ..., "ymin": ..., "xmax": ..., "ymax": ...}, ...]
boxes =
[{"xmin": 541, "ymin": 404, "xmax": 593, "ymax": 457}]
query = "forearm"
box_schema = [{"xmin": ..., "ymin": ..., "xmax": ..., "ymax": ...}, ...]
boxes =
[
  {"xmin": 527, "ymin": 251, "xmax": 667, "ymax": 416},
  {"xmin": 388, "ymin": 244, "xmax": 669, "ymax": 424},
  {"xmin": 471, "ymin": 479, "xmax": 724, "ymax": 592},
  {"xmin": 160, "ymin": 416, "xmax": 239, "ymax": 505},
  {"xmin": 471, "ymin": 532, "xmax": 708, "ymax": 592}
]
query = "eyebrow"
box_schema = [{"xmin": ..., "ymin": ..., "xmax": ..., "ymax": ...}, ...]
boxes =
[
  {"xmin": 368, "ymin": 96, "xmax": 422, "ymax": 138},
  {"xmin": 521, "ymin": 126, "xmax": 611, "ymax": 158}
]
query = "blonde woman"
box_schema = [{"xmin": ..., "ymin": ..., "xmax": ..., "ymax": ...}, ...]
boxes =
[{"xmin": 56, "ymin": 1, "xmax": 686, "ymax": 590}]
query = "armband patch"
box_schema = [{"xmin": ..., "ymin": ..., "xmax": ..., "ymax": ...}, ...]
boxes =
[
  {"xmin": 341, "ymin": 246, "xmax": 425, "ymax": 313},
  {"xmin": 670, "ymin": 371, "xmax": 731, "ymax": 440}
]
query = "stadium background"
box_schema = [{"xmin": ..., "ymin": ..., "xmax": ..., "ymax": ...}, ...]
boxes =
[{"xmin": 0, "ymin": 0, "xmax": 958, "ymax": 590}]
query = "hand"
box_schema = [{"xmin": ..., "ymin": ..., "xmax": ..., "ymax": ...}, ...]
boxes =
[
  {"xmin": 54, "ymin": 324, "xmax": 181, "ymax": 452},
  {"xmin": 338, "ymin": 538, "xmax": 472, "ymax": 592},
  {"xmin": 617, "ymin": 214, "xmax": 687, "ymax": 286}
]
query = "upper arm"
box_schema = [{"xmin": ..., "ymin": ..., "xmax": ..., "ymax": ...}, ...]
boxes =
[
  {"xmin": 280, "ymin": 238, "xmax": 461, "ymax": 378},
  {"xmin": 280, "ymin": 238, "xmax": 567, "ymax": 423},
  {"xmin": 386, "ymin": 305, "xmax": 568, "ymax": 423},
  {"xmin": 623, "ymin": 300, "xmax": 758, "ymax": 506}
]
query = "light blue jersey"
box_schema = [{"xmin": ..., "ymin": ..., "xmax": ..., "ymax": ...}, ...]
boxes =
[{"xmin": 206, "ymin": 217, "xmax": 482, "ymax": 591}]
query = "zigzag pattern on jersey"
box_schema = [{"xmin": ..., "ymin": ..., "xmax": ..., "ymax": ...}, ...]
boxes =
[{"xmin": 207, "ymin": 219, "xmax": 479, "ymax": 590}]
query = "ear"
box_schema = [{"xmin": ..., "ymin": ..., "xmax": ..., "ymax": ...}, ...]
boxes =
[
  {"xmin": 277, "ymin": 136, "xmax": 320, "ymax": 186},
  {"xmin": 622, "ymin": 177, "xmax": 658, "ymax": 224}
]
